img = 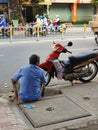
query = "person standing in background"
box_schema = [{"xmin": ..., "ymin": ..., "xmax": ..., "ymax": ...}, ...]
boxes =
[{"xmin": 0, "ymin": 15, "xmax": 6, "ymax": 36}]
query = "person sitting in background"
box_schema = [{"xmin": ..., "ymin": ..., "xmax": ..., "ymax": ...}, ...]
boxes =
[
  {"xmin": 43, "ymin": 14, "xmax": 48, "ymax": 26},
  {"xmin": 33, "ymin": 14, "xmax": 41, "ymax": 35},
  {"xmin": 55, "ymin": 15, "xmax": 60, "ymax": 26},
  {"xmin": 11, "ymin": 54, "xmax": 46, "ymax": 103},
  {"xmin": 55, "ymin": 15, "xmax": 61, "ymax": 31}
]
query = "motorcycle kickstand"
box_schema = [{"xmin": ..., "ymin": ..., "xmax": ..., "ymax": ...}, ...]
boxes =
[{"xmin": 70, "ymin": 80, "xmax": 74, "ymax": 86}]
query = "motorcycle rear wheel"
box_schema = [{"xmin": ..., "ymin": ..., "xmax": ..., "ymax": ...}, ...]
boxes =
[
  {"xmin": 95, "ymin": 36, "xmax": 98, "ymax": 45},
  {"xmin": 79, "ymin": 62, "xmax": 98, "ymax": 83}
]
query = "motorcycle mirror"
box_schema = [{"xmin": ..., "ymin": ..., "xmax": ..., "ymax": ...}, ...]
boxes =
[{"xmin": 67, "ymin": 41, "xmax": 73, "ymax": 46}]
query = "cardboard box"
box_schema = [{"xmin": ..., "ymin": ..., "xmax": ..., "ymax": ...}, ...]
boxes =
[
  {"xmin": 92, "ymin": 15, "xmax": 98, "ymax": 21},
  {"xmin": 89, "ymin": 21, "xmax": 98, "ymax": 27},
  {"xmin": 91, "ymin": 27, "xmax": 98, "ymax": 32}
]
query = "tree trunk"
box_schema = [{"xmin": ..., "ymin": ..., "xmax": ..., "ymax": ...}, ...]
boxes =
[
  {"xmin": 9, "ymin": 0, "xmax": 25, "ymax": 25},
  {"xmin": 94, "ymin": 4, "xmax": 96, "ymax": 14},
  {"xmin": 96, "ymin": 5, "xmax": 98, "ymax": 14},
  {"xmin": 18, "ymin": 0, "xmax": 25, "ymax": 25}
]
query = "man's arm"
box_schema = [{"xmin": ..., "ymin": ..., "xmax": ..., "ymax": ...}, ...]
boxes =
[
  {"xmin": 40, "ymin": 70, "xmax": 47, "ymax": 84},
  {"xmin": 11, "ymin": 78, "xmax": 16, "ymax": 85},
  {"xmin": 11, "ymin": 68, "xmax": 22, "ymax": 102},
  {"xmin": 11, "ymin": 78, "xmax": 18, "ymax": 102}
]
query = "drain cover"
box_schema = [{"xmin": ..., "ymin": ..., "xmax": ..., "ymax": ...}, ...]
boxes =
[
  {"xmin": 19, "ymin": 96, "xmax": 91, "ymax": 128},
  {"xmin": 46, "ymin": 107, "xmax": 55, "ymax": 111}
]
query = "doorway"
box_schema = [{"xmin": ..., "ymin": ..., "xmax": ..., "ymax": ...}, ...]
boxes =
[{"xmin": 22, "ymin": 6, "xmax": 33, "ymax": 23}]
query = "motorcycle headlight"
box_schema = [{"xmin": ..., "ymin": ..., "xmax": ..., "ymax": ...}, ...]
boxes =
[{"xmin": 51, "ymin": 44, "xmax": 59, "ymax": 51}]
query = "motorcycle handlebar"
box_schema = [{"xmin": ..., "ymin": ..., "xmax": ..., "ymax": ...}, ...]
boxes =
[
  {"xmin": 62, "ymin": 49, "xmax": 72, "ymax": 54},
  {"xmin": 66, "ymin": 50, "xmax": 72, "ymax": 54}
]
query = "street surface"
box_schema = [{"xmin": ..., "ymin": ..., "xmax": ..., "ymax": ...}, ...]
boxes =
[
  {"xmin": 0, "ymin": 35, "xmax": 98, "ymax": 130},
  {"xmin": 0, "ymin": 37, "xmax": 98, "ymax": 93}
]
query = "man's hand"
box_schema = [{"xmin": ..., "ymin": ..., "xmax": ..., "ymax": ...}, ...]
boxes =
[{"xmin": 11, "ymin": 79, "xmax": 16, "ymax": 86}]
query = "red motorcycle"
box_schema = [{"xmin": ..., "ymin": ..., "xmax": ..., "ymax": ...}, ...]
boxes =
[{"xmin": 39, "ymin": 41, "xmax": 98, "ymax": 86}]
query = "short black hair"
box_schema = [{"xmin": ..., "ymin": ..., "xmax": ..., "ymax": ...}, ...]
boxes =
[{"xmin": 29, "ymin": 54, "xmax": 40, "ymax": 65}]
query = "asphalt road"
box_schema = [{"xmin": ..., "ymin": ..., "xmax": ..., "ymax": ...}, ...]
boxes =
[{"xmin": 0, "ymin": 37, "xmax": 98, "ymax": 93}]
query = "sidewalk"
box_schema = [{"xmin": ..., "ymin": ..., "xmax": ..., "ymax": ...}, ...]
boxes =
[
  {"xmin": 0, "ymin": 93, "xmax": 33, "ymax": 130},
  {"xmin": 0, "ymin": 103, "xmax": 23, "ymax": 130},
  {"xmin": 0, "ymin": 26, "xmax": 95, "ymax": 43},
  {"xmin": 1, "ymin": 78, "xmax": 98, "ymax": 130}
]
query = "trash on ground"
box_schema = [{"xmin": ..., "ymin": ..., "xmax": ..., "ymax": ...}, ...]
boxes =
[{"xmin": 24, "ymin": 104, "xmax": 36, "ymax": 109}]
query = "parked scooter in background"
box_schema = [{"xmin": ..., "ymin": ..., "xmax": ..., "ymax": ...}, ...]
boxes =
[
  {"xmin": 0, "ymin": 15, "xmax": 10, "ymax": 38},
  {"xmin": 39, "ymin": 41, "xmax": 98, "ymax": 86},
  {"xmin": 25, "ymin": 22, "xmax": 47, "ymax": 37},
  {"xmin": 0, "ymin": 27, "xmax": 10, "ymax": 38},
  {"xmin": 25, "ymin": 22, "xmax": 33, "ymax": 37}
]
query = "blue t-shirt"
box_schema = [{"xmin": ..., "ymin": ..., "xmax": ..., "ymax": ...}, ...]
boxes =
[
  {"xmin": 0, "ymin": 17, "xmax": 6, "ymax": 27},
  {"xmin": 12, "ymin": 64, "xmax": 46, "ymax": 101}
]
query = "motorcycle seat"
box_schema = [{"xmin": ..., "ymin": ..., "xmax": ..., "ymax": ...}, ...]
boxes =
[{"xmin": 69, "ymin": 52, "xmax": 97, "ymax": 64}]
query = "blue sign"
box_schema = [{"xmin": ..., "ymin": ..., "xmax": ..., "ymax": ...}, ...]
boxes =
[{"xmin": 0, "ymin": 0, "xmax": 9, "ymax": 3}]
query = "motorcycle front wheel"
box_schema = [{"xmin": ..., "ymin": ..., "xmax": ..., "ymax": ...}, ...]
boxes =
[
  {"xmin": 45, "ymin": 71, "xmax": 51, "ymax": 86},
  {"xmin": 79, "ymin": 62, "xmax": 98, "ymax": 83},
  {"xmin": 95, "ymin": 36, "xmax": 98, "ymax": 45}
]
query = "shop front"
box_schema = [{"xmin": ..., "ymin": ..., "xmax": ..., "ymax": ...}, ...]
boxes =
[{"xmin": 49, "ymin": 0, "xmax": 94, "ymax": 22}]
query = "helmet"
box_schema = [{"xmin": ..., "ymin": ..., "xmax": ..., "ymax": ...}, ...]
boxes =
[
  {"xmin": 39, "ymin": 15, "xmax": 43, "ymax": 19},
  {"xmin": 0, "ymin": 15, "xmax": 3, "ymax": 19},
  {"xmin": 35, "ymin": 14, "xmax": 39, "ymax": 18},
  {"xmin": 43, "ymin": 14, "xmax": 46, "ymax": 17},
  {"xmin": 51, "ymin": 42, "xmax": 64, "ymax": 52}
]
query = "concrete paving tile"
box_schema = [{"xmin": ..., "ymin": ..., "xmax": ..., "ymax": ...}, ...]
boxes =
[
  {"xmin": 0, "ymin": 103, "xmax": 23, "ymax": 130},
  {"xmin": 1, "ymin": 124, "xmax": 23, "ymax": 130},
  {"xmin": 19, "ymin": 96, "xmax": 91, "ymax": 128}
]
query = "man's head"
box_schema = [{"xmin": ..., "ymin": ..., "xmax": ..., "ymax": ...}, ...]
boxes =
[{"xmin": 29, "ymin": 54, "xmax": 40, "ymax": 65}]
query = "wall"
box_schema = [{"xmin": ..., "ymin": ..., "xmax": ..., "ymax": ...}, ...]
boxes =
[
  {"xmin": 49, "ymin": 3, "xmax": 72, "ymax": 22},
  {"xmin": 49, "ymin": 3, "xmax": 94, "ymax": 22},
  {"xmin": 77, "ymin": 4, "xmax": 94, "ymax": 21}
]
